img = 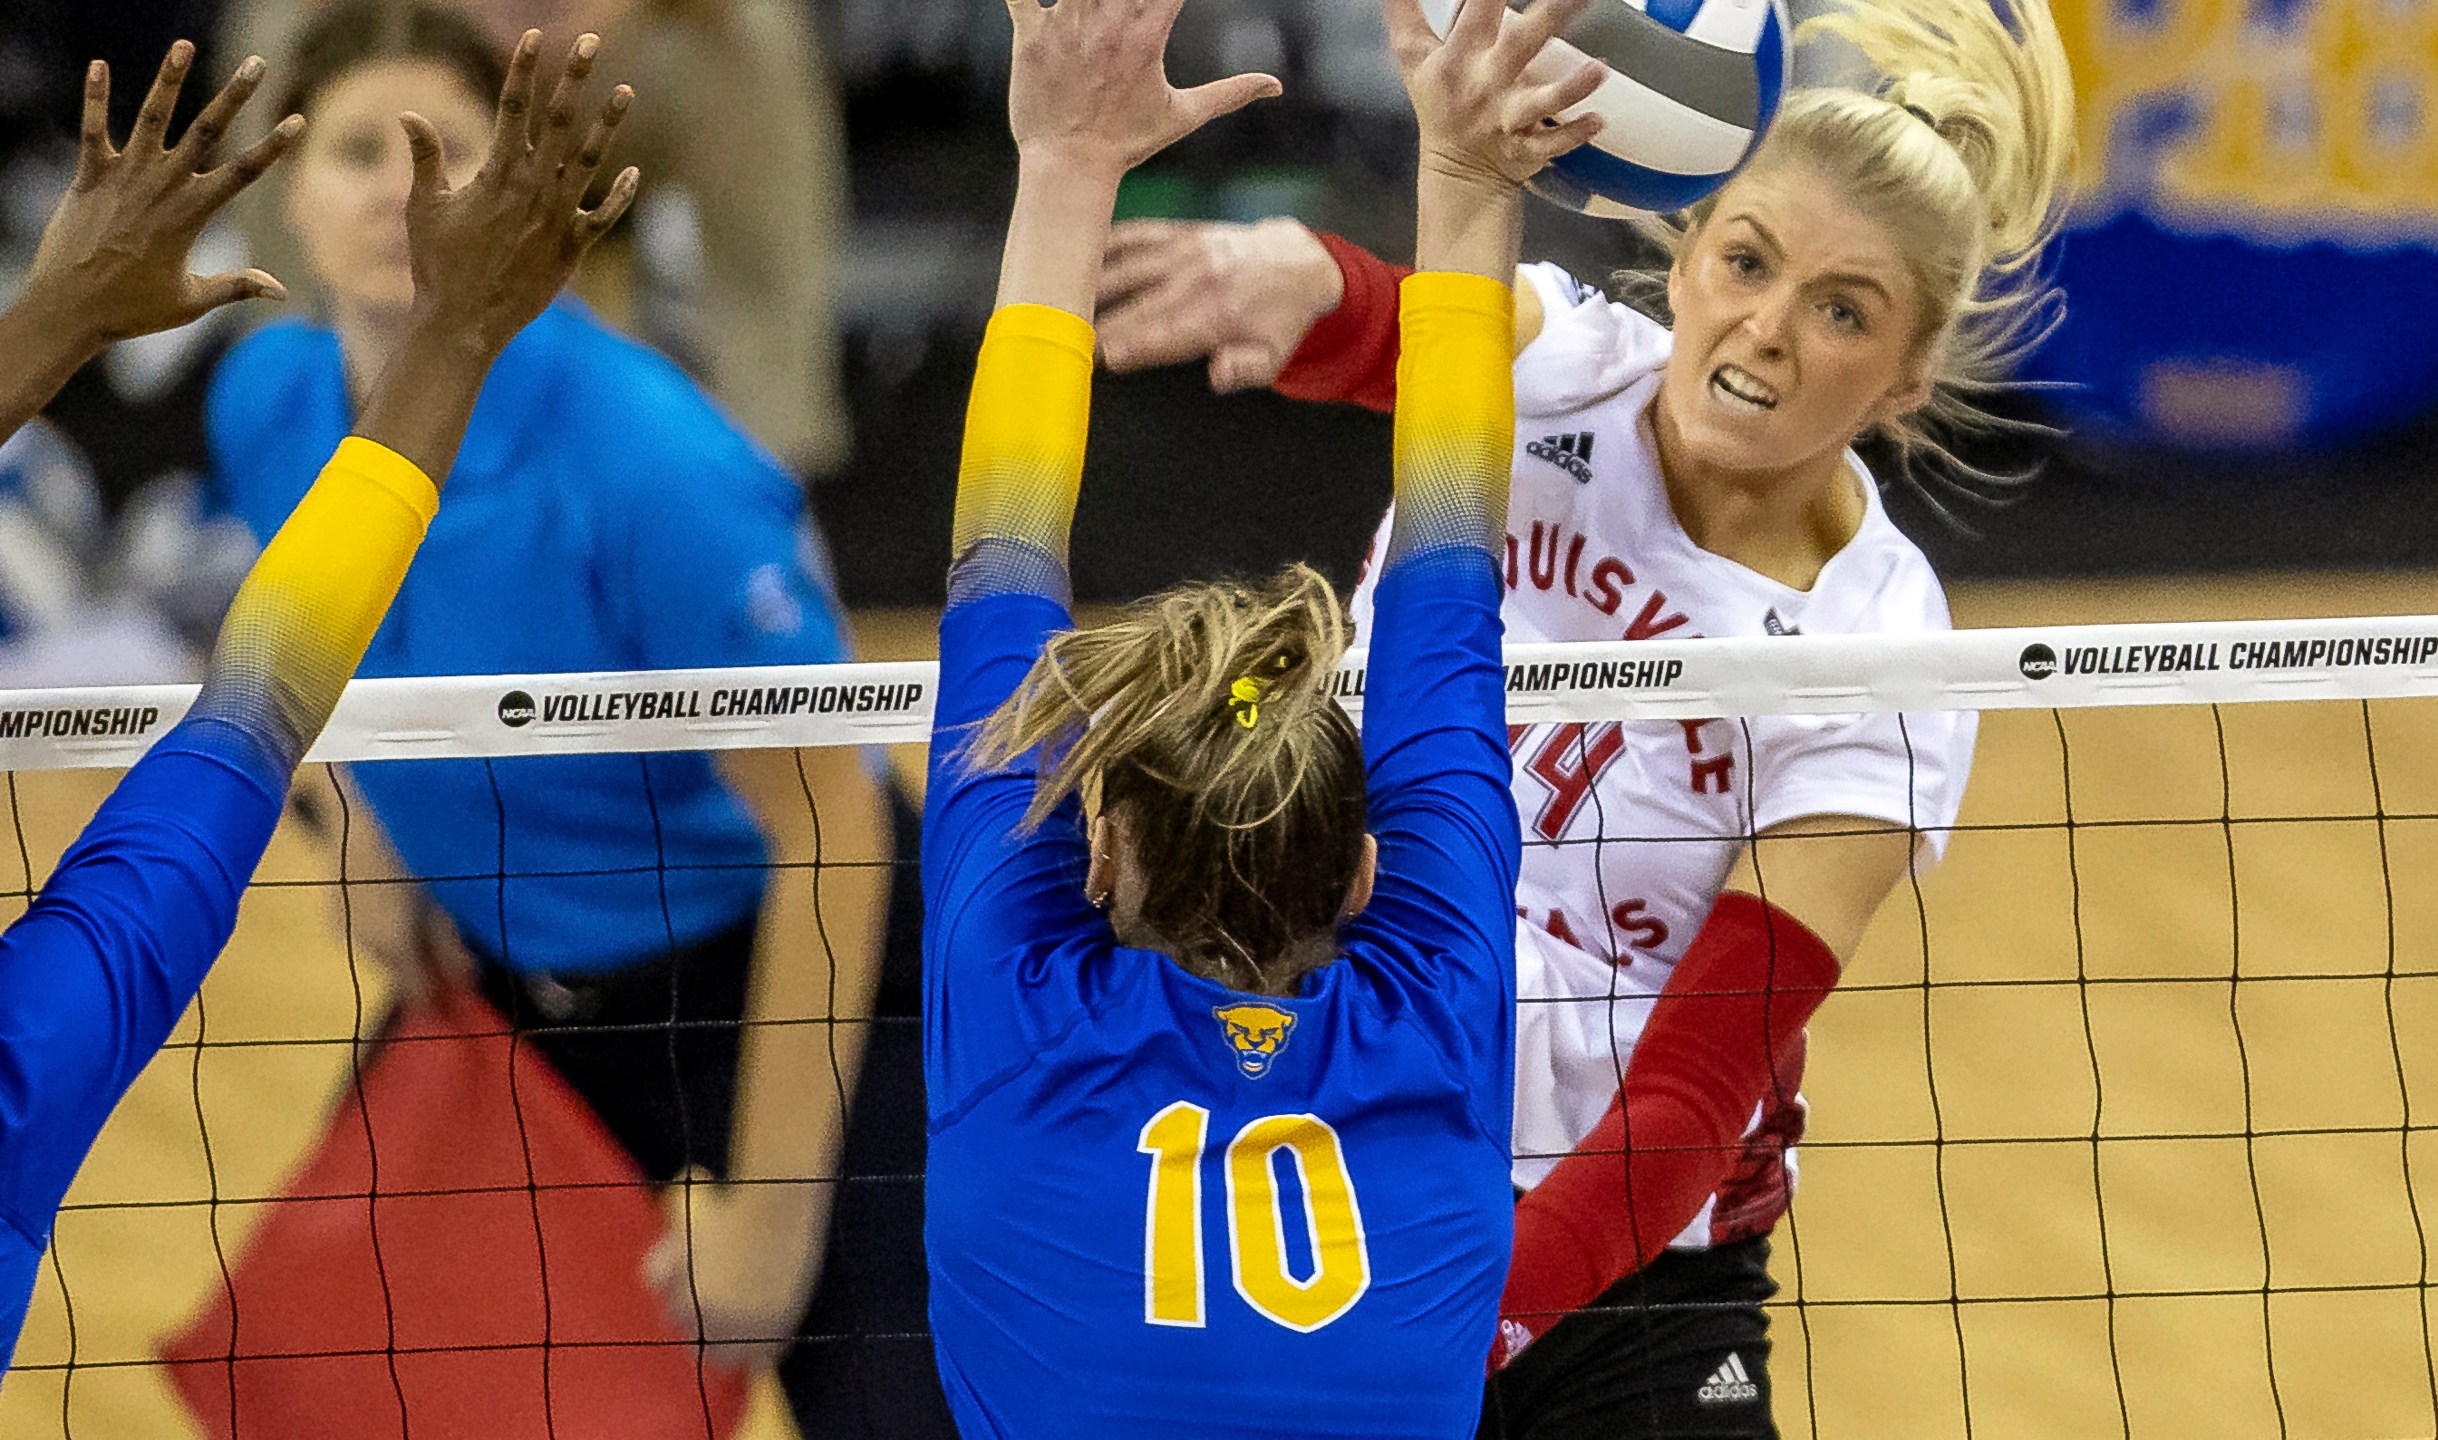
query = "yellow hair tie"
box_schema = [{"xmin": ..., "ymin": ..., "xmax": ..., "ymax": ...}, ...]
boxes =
[
  {"xmin": 1225, "ymin": 656, "xmax": 1293, "ymax": 730},
  {"xmin": 1227, "ymin": 675, "xmax": 1268, "ymax": 729}
]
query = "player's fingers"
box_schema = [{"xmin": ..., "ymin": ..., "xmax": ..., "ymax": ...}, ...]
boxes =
[
  {"xmin": 559, "ymin": 84, "xmax": 631, "ymax": 204},
  {"xmin": 1104, "ymin": 218, "xmax": 1188, "ymax": 263},
  {"xmin": 75, "ymin": 61, "xmax": 115, "ymax": 183},
  {"xmin": 1448, "ymin": 0, "xmax": 1507, "ymax": 56},
  {"xmin": 571, "ymin": 165, "xmax": 640, "ymax": 250},
  {"xmin": 186, "ymin": 269, "xmax": 289, "ymax": 317},
  {"xmin": 1004, "ymin": 0, "xmax": 1049, "ymax": 36},
  {"xmin": 1380, "ymin": 0, "xmax": 1441, "ymax": 70},
  {"xmin": 1209, "ymin": 340, "xmax": 1285, "ymax": 395},
  {"xmin": 1507, "ymin": 59, "xmax": 1604, "ymax": 133},
  {"xmin": 1176, "ymin": 72, "xmax": 1283, "ymax": 132},
  {"xmin": 1520, "ymin": 111, "xmax": 1602, "ymax": 167},
  {"xmin": 536, "ymin": 33, "xmax": 599, "ymax": 172},
  {"xmin": 1097, "ymin": 234, "xmax": 1191, "ymax": 307},
  {"xmin": 1097, "ymin": 284, "xmax": 1223, "ymax": 372},
  {"xmin": 1501, "ymin": 0, "xmax": 1594, "ymax": 73},
  {"xmin": 400, "ymin": 112, "xmax": 450, "ymax": 205},
  {"xmin": 198, "ymin": 112, "xmax": 303, "ymax": 210},
  {"xmin": 178, "ymin": 55, "xmax": 265, "ymax": 169},
  {"xmin": 484, "ymin": 30, "xmax": 543, "ymax": 176},
  {"xmin": 129, "ymin": 40, "xmax": 195, "ymax": 153}
]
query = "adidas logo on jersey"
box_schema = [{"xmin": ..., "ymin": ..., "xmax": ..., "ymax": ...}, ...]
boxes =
[
  {"xmin": 1526, "ymin": 432, "xmax": 1597, "ymax": 483},
  {"xmin": 1696, "ymin": 1352, "xmax": 1760, "ymax": 1405},
  {"xmin": 1763, "ymin": 607, "xmax": 1800, "ymax": 637}
]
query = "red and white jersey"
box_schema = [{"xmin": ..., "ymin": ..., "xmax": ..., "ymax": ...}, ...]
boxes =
[{"xmin": 1349, "ymin": 263, "xmax": 1977, "ymax": 1250}]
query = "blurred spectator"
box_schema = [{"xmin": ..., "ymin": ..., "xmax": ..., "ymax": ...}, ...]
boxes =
[
  {"xmin": 219, "ymin": 0, "xmax": 851, "ymax": 474},
  {"xmin": 0, "ymin": 3, "xmax": 263, "ymax": 668},
  {"xmin": 0, "ymin": 419, "xmax": 246, "ymax": 687}
]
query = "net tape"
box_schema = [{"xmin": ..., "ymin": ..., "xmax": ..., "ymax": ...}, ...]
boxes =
[{"xmin": 7, "ymin": 613, "xmax": 2437, "ymax": 770}]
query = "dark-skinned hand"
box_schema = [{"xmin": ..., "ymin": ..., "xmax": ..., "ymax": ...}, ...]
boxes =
[
  {"xmin": 21, "ymin": 41, "xmax": 304, "ymax": 349},
  {"xmin": 399, "ymin": 29, "xmax": 640, "ymax": 360}
]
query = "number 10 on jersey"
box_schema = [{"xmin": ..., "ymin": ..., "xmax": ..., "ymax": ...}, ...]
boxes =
[{"xmin": 1138, "ymin": 1101, "xmax": 1373, "ymax": 1332}]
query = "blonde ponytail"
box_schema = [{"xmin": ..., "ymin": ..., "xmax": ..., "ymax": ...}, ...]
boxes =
[
  {"xmin": 1630, "ymin": 0, "xmax": 2078, "ymax": 491},
  {"xmin": 1825, "ymin": 0, "xmax": 2077, "ymax": 281},
  {"xmin": 962, "ymin": 564, "xmax": 1368, "ymax": 994}
]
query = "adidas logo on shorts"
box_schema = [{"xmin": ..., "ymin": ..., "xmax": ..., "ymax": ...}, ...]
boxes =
[{"xmin": 1696, "ymin": 1352, "xmax": 1760, "ymax": 1405}]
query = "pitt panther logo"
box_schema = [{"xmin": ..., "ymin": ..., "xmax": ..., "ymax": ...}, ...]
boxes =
[{"xmin": 1212, "ymin": 1003, "xmax": 1297, "ymax": 1079}]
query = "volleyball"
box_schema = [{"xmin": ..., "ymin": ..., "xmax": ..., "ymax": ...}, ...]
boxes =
[{"xmin": 1423, "ymin": 0, "xmax": 1792, "ymax": 217}]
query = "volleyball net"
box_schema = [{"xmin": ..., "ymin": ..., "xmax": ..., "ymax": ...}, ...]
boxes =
[{"xmin": 1, "ymin": 612, "xmax": 2435, "ymax": 1439}]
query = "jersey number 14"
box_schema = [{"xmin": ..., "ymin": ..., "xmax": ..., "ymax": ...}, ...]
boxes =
[{"xmin": 1137, "ymin": 1101, "xmax": 1372, "ymax": 1332}]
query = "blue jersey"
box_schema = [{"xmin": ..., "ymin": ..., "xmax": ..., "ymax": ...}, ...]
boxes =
[
  {"xmin": 0, "ymin": 733, "xmax": 284, "ymax": 1370},
  {"xmin": 921, "ymin": 544, "xmax": 1518, "ymax": 1436},
  {"xmin": 0, "ymin": 438, "xmax": 439, "ymax": 1373}
]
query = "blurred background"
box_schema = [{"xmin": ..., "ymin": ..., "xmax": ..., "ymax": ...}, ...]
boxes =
[
  {"xmin": 0, "ymin": 0, "xmax": 2434, "ymax": 684},
  {"xmin": 0, "ymin": 2, "xmax": 2434, "ymax": 1438}
]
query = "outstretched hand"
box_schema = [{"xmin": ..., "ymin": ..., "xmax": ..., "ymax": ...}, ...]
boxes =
[
  {"xmin": 399, "ymin": 30, "xmax": 639, "ymax": 359},
  {"xmin": 1006, "ymin": 0, "xmax": 1281, "ymax": 177},
  {"xmin": 1384, "ymin": 0, "xmax": 1606, "ymax": 192},
  {"xmin": 22, "ymin": 42, "xmax": 304, "ymax": 348},
  {"xmin": 1097, "ymin": 219, "xmax": 1343, "ymax": 391},
  {"xmin": 357, "ymin": 31, "xmax": 639, "ymax": 480}
]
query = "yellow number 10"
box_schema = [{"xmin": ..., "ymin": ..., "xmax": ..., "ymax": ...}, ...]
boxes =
[{"xmin": 1136, "ymin": 1101, "xmax": 1372, "ymax": 1333}]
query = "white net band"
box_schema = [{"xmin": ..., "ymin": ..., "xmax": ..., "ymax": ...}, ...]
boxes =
[{"xmin": 5, "ymin": 612, "xmax": 2436, "ymax": 770}]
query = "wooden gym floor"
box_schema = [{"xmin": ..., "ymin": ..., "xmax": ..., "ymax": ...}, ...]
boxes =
[{"xmin": 1, "ymin": 571, "xmax": 2432, "ymax": 1439}]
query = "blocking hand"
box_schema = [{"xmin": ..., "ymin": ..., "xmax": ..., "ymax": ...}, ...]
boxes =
[
  {"xmin": 1383, "ymin": 0, "xmax": 1607, "ymax": 191},
  {"xmin": 22, "ymin": 42, "xmax": 304, "ymax": 348},
  {"xmin": 1006, "ymin": 0, "xmax": 1281, "ymax": 176},
  {"xmin": 400, "ymin": 30, "xmax": 639, "ymax": 359}
]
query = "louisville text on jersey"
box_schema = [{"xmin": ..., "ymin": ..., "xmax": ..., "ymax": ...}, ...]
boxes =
[{"xmin": 1505, "ymin": 521, "xmax": 1692, "ymax": 641}]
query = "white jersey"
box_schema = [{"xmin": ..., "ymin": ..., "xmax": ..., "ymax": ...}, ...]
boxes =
[{"xmin": 1349, "ymin": 263, "xmax": 1977, "ymax": 1250}]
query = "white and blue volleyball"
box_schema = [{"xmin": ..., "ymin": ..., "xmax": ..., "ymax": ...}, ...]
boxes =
[{"xmin": 1424, "ymin": 0, "xmax": 1792, "ymax": 217}]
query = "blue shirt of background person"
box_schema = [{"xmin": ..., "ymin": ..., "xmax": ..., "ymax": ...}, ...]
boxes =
[{"xmin": 204, "ymin": 299, "xmax": 850, "ymax": 973}]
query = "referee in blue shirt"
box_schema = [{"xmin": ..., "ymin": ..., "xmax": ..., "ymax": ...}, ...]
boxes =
[
  {"xmin": 0, "ymin": 30, "xmax": 638, "ymax": 1372},
  {"xmin": 202, "ymin": 8, "xmax": 941, "ymax": 1433}
]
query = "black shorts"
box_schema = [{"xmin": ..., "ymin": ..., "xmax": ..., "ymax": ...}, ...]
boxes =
[
  {"xmin": 475, "ymin": 784, "xmax": 954, "ymax": 1440},
  {"xmin": 1479, "ymin": 1237, "xmax": 1779, "ymax": 1440}
]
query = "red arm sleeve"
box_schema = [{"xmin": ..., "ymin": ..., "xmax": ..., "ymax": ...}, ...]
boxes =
[
  {"xmin": 1272, "ymin": 232, "xmax": 1411, "ymax": 413},
  {"xmin": 1493, "ymin": 891, "xmax": 1841, "ymax": 1368}
]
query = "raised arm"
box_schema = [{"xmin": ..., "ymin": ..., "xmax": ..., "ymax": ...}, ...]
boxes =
[
  {"xmin": 1095, "ymin": 220, "xmax": 1549, "ymax": 408},
  {"xmin": 0, "ymin": 44, "xmax": 303, "ymax": 445},
  {"xmin": 943, "ymin": 0, "xmax": 1279, "ymax": 614},
  {"xmin": 1351, "ymin": 0, "xmax": 1600, "ymax": 973},
  {"xmin": 0, "ymin": 34, "xmax": 638, "ymax": 1358},
  {"xmin": 189, "ymin": 31, "xmax": 638, "ymax": 772}
]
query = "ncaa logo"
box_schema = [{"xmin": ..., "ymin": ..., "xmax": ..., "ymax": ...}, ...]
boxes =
[
  {"xmin": 2019, "ymin": 644, "xmax": 2058, "ymax": 681},
  {"xmin": 498, "ymin": 690, "xmax": 537, "ymax": 727}
]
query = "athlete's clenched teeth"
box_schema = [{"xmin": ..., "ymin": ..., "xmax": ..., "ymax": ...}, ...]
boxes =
[{"xmin": 1711, "ymin": 364, "xmax": 1780, "ymax": 413}]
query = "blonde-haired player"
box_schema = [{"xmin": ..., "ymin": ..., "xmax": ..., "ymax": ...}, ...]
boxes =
[{"xmin": 1095, "ymin": 0, "xmax": 2077, "ymax": 1431}]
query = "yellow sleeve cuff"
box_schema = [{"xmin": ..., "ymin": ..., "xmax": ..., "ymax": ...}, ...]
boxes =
[
  {"xmin": 985, "ymin": 302, "xmax": 1097, "ymax": 360},
  {"xmin": 328, "ymin": 436, "xmax": 440, "ymax": 530},
  {"xmin": 1400, "ymin": 271, "xmax": 1517, "ymax": 325},
  {"xmin": 1389, "ymin": 272, "xmax": 1516, "ymax": 560},
  {"xmin": 951, "ymin": 303, "xmax": 1098, "ymax": 563}
]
